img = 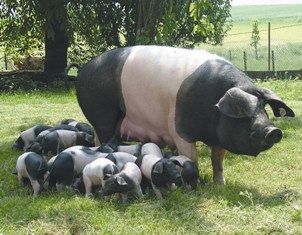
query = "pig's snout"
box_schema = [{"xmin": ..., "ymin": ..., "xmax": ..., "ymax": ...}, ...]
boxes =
[{"xmin": 265, "ymin": 127, "xmax": 283, "ymax": 145}]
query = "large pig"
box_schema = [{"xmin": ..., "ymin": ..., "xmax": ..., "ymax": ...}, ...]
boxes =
[{"xmin": 76, "ymin": 45, "xmax": 295, "ymax": 184}]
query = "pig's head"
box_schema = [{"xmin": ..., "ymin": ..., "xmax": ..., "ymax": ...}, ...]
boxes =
[
  {"xmin": 215, "ymin": 87, "xmax": 295, "ymax": 156},
  {"xmin": 26, "ymin": 142, "xmax": 43, "ymax": 154},
  {"xmin": 12, "ymin": 136, "xmax": 24, "ymax": 151},
  {"xmin": 180, "ymin": 161, "xmax": 200, "ymax": 189},
  {"xmin": 151, "ymin": 159, "xmax": 182, "ymax": 186},
  {"xmin": 99, "ymin": 173, "xmax": 134, "ymax": 196},
  {"xmin": 77, "ymin": 132, "xmax": 95, "ymax": 147}
]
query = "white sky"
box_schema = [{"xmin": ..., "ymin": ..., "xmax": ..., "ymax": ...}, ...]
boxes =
[{"xmin": 232, "ymin": 0, "xmax": 302, "ymax": 5}]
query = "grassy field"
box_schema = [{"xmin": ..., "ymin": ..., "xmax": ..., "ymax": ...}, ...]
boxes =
[
  {"xmin": 0, "ymin": 80, "xmax": 301, "ymax": 234},
  {"xmin": 201, "ymin": 4, "xmax": 302, "ymax": 71}
]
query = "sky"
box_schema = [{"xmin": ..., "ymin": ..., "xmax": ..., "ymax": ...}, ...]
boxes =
[{"xmin": 232, "ymin": 0, "xmax": 302, "ymax": 5}]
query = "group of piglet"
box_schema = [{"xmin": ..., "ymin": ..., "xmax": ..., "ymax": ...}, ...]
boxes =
[{"xmin": 12, "ymin": 119, "xmax": 199, "ymax": 202}]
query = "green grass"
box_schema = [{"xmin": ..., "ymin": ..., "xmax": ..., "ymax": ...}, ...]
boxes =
[
  {"xmin": 201, "ymin": 4, "xmax": 302, "ymax": 71},
  {"xmin": 0, "ymin": 80, "xmax": 301, "ymax": 233}
]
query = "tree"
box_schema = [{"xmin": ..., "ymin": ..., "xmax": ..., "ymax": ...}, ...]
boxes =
[
  {"xmin": 0, "ymin": 0, "xmax": 232, "ymax": 76},
  {"xmin": 250, "ymin": 20, "xmax": 260, "ymax": 60}
]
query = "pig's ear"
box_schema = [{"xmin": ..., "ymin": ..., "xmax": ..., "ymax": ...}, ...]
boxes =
[
  {"xmin": 153, "ymin": 162, "xmax": 164, "ymax": 174},
  {"xmin": 171, "ymin": 159, "xmax": 182, "ymax": 167},
  {"xmin": 116, "ymin": 176, "xmax": 128, "ymax": 186},
  {"xmin": 258, "ymin": 88, "xmax": 295, "ymax": 117},
  {"xmin": 85, "ymin": 134, "xmax": 93, "ymax": 143},
  {"xmin": 103, "ymin": 174, "xmax": 112, "ymax": 180},
  {"xmin": 215, "ymin": 87, "xmax": 259, "ymax": 118}
]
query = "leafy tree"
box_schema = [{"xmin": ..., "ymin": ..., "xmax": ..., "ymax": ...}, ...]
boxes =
[
  {"xmin": 0, "ymin": 0, "xmax": 232, "ymax": 76},
  {"xmin": 250, "ymin": 20, "xmax": 260, "ymax": 60}
]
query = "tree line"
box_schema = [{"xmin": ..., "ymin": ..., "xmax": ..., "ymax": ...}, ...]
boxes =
[{"xmin": 0, "ymin": 0, "xmax": 231, "ymax": 76}]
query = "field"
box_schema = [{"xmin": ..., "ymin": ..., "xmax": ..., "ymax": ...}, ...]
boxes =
[
  {"xmin": 201, "ymin": 4, "xmax": 302, "ymax": 71},
  {"xmin": 0, "ymin": 79, "xmax": 301, "ymax": 234}
]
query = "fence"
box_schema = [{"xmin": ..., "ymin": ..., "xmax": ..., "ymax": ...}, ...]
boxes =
[{"xmin": 203, "ymin": 22, "xmax": 302, "ymax": 73}]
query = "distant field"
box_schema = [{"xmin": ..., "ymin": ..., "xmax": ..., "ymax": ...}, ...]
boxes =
[{"xmin": 201, "ymin": 4, "xmax": 302, "ymax": 71}]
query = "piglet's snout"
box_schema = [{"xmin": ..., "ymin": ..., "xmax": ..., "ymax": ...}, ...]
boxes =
[{"xmin": 265, "ymin": 127, "xmax": 283, "ymax": 145}]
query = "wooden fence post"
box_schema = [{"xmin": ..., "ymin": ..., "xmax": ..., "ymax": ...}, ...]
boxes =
[
  {"xmin": 229, "ymin": 50, "xmax": 232, "ymax": 61},
  {"xmin": 272, "ymin": 50, "xmax": 275, "ymax": 72},
  {"xmin": 4, "ymin": 53, "xmax": 8, "ymax": 70},
  {"xmin": 243, "ymin": 51, "xmax": 247, "ymax": 72},
  {"xmin": 268, "ymin": 22, "xmax": 271, "ymax": 71}
]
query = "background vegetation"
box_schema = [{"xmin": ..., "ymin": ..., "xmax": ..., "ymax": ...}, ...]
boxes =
[
  {"xmin": 202, "ymin": 4, "xmax": 302, "ymax": 71},
  {"xmin": 0, "ymin": 79, "xmax": 301, "ymax": 233}
]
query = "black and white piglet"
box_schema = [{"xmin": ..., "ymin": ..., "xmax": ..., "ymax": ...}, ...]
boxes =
[
  {"xmin": 41, "ymin": 130, "xmax": 95, "ymax": 157},
  {"xmin": 82, "ymin": 158, "xmax": 118, "ymax": 197},
  {"xmin": 12, "ymin": 125, "xmax": 52, "ymax": 151},
  {"xmin": 135, "ymin": 154, "xmax": 181, "ymax": 199},
  {"xmin": 141, "ymin": 143, "xmax": 163, "ymax": 157},
  {"xmin": 61, "ymin": 119, "xmax": 94, "ymax": 137},
  {"xmin": 169, "ymin": 155, "xmax": 200, "ymax": 189},
  {"xmin": 48, "ymin": 146, "xmax": 107, "ymax": 190},
  {"xmin": 14, "ymin": 152, "xmax": 49, "ymax": 197},
  {"xmin": 105, "ymin": 152, "xmax": 137, "ymax": 171},
  {"xmin": 99, "ymin": 162, "xmax": 143, "ymax": 203},
  {"xmin": 26, "ymin": 124, "xmax": 79, "ymax": 154}
]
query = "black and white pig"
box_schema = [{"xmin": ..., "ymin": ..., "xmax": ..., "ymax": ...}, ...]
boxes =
[
  {"xmin": 41, "ymin": 130, "xmax": 95, "ymax": 157},
  {"xmin": 26, "ymin": 124, "xmax": 80, "ymax": 154},
  {"xmin": 76, "ymin": 45, "xmax": 295, "ymax": 184},
  {"xmin": 99, "ymin": 162, "xmax": 143, "ymax": 203},
  {"xmin": 47, "ymin": 146, "xmax": 107, "ymax": 190},
  {"xmin": 169, "ymin": 155, "xmax": 200, "ymax": 189},
  {"xmin": 61, "ymin": 119, "xmax": 94, "ymax": 137},
  {"xmin": 12, "ymin": 125, "xmax": 52, "ymax": 151},
  {"xmin": 14, "ymin": 152, "xmax": 49, "ymax": 197},
  {"xmin": 82, "ymin": 158, "xmax": 118, "ymax": 197},
  {"xmin": 135, "ymin": 154, "xmax": 181, "ymax": 199},
  {"xmin": 141, "ymin": 143, "xmax": 163, "ymax": 158},
  {"xmin": 105, "ymin": 152, "xmax": 137, "ymax": 171}
]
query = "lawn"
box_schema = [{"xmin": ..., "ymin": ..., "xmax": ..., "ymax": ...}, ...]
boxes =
[{"xmin": 0, "ymin": 79, "xmax": 301, "ymax": 234}]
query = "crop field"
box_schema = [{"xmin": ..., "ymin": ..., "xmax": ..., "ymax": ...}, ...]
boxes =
[
  {"xmin": 201, "ymin": 4, "xmax": 302, "ymax": 71},
  {"xmin": 0, "ymin": 79, "xmax": 301, "ymax": 234}
]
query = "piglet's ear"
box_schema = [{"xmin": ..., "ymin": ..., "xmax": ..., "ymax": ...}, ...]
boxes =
[
  {"xmin": 85, "ymin": 134, "xmax": 93, "ymax": 143},
  {"xmin": 117, "ymin": 176, "xmax": 128, "ymax": 186},
  {"xmin": 259, "ymin": 88, "xmax": 295, "ymax": 117},
  {"xmin": 171, "ymin": 159, "xmax": 183, "ymax": 167},
  {"xmin": 153, "ymin": 162, "xmax": 163, "ymax": 174},
  {"xmin": 215, "ymin": 87, "xmax": 259, "ymax": 118},
  {"xmin": 103, "ymin": 174, "xmax": 112, "ymax": 180}
]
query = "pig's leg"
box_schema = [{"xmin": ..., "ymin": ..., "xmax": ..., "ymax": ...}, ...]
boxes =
[
  {"xmin": 133, "ymin": 184, "xmax": 143, "ymax": 199},
  {"xmin": 151, "ymin": 182, "xmax": 163, "ymax": 199},
  {"xmin": 83, "ymin": 175, "xmax": 93, "ymax": 197},
  {"xmin": 30, "ymin": 179, "xmax": 41, "ymax": 197},
  {"xmin": 211, "ymin": 146, "xmax": 226, "ymax": 184},
  {"xmin": 168, "ymin": 112, "xmax": 197, "ymax": 162},
  {"xmin": 121, "ymin": 194, "xmax": 128, "ymax": 204}
]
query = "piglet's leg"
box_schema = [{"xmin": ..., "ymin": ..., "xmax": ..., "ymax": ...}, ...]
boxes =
[
  {"xmin": 151, "ymin": 182, "xmax": 163, "ymax": 200},
  {"xmin": 83, "ymin": 175, "xmax": 93, "ymax": 197},
  {"xmin": 134, "ymin": 184, "xmax": 143, "ymax": 199},
  {"xmin": 30, "ymin": 179, "xmax": 41, "ymax": 197},
  {"xmin": 211, "ymin": 145, "xmax": 226, "ymax": 185}
]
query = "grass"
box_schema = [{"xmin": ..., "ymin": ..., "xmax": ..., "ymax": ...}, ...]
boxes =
[
  {"xmin": 0, "ymin": 79, "xmax": 301, "ymax": 233},
  {"xmin": 201, "ymin": 4, "xmax": 302, "ymax": 71}
]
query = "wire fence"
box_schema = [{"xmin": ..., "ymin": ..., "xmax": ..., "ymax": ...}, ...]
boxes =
[{"xmin": 204, "ymin": 22, "xmax": 302, "ymax": 72}]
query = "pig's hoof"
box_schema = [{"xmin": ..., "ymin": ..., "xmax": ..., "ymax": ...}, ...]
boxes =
[{"xmin": 213, "ymin": 176, "xmax": 226, "ymax": 185}]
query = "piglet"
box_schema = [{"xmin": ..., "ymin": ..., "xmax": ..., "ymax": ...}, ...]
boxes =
[
  {"xmin": 12, "ymin": 125, "xmax": 52, "ymax": 151},
  {"xmin": 61, "ymin": 119, "xmax": 94, "ymax": 137},
  {"xmin": 105, "ymin": 152, "xmax": 137, "ymax": 171},
  {"xmin": 141, "ymin": 143, "xmax": 163, "ymax": 157},
  {"xmin": 14, "ymin": 152, "xmax": 49, "ymax": 197},
  {"xmin": 169, "ymin": 155, "xmax": 200, "ymax": 189},
  {"xmin": 99, "ymin": 162, "xmax": 143, "ymax": 203},
  {"xmin": 26, "ymin": 124, "xmax": 79, "ymax": 154},
  {"xmin": 135, "ymin": 154, "xmax": 181, "ymax": 199},
  {"xmin": 82, "ymin": 158, "xmax": 118, "ymax": 197},
  {"xmin": 48, "ymin": 146, "xmax": 107, "ymax": 190},
  {"xmin": 41, "ymin": 130, "xmax": 95, "ymax": 157}
]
